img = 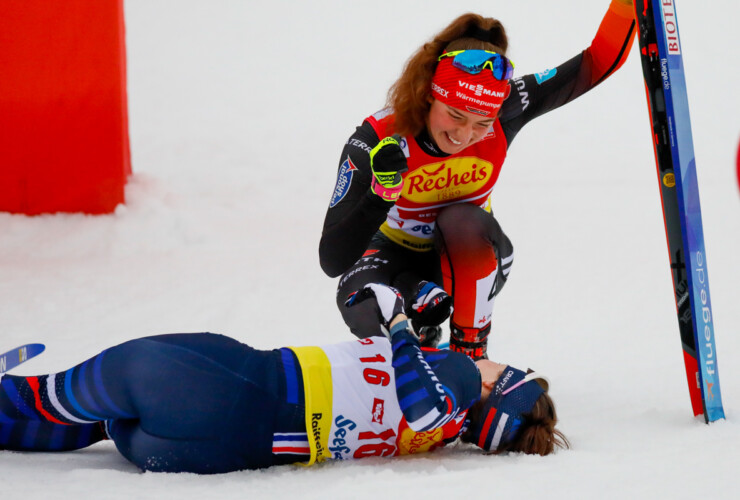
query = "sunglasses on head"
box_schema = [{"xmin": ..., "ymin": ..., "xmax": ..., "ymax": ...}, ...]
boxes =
[{"xmin": 438, "ymin": 49, "xmax": 515, "ymax": 81}]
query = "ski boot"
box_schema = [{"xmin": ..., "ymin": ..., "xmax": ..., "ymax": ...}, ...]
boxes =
[{"xmin": 450, "ymin": 322, "xmax": 491, "ymax": 360}]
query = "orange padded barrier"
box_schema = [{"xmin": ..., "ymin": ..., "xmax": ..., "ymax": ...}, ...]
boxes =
[{"xmin": 0, "ymin": 0, "xmax": 131, "ymax": 214}]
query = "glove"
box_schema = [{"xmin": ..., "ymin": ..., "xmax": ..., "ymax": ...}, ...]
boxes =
[
  {"xmin": 369, "ymin": 135, "xmax": 408, "ymax": 202},
  {"xmin": 345, "ymin": 283, "xmax": 406, "ymax": 334},
  {"xmin": 410, "ymin": 280, "xmax": 453, "ymax": 329}
]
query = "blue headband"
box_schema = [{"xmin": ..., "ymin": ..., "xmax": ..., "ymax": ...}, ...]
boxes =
[{"xmin": 469, "ymin": 366, "xmax": 547, "ymax": 452}]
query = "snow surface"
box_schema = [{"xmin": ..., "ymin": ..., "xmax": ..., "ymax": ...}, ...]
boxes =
[{"xmin": 2, "ymin": 1, "xmax": 739, "ymax": 498}]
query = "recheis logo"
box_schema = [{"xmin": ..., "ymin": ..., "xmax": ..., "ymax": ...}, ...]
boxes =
[
  {"xmin": 329, "ymin": 156, "xmax": 358, "ymax": 208},
  {"xmin": 422, "ymin": 165, "xmax": 445, "ymax": 177},
  {"xmin": 403, "ymin": 157, "xmax": 493, "ymax": 203}
]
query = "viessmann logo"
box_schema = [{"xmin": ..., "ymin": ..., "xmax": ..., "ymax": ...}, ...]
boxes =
[
  {"xmin": 458, "ymin": 80, "xmax": 506, "ymax": 98},
  {"xmin": 403, "ymin": 157, "xmax": 492, "ymax": 203}
]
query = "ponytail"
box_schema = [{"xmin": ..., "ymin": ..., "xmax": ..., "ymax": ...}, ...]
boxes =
[{"xmin": 498, "ymin": 392, "xmax": 570, "ymax": 456}]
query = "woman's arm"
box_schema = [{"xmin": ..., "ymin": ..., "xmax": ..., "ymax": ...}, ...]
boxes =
[
  {"xmin": 345, "ymin": 285, "xmax": 481, "ymax": 432},
  {"xmin": 388, "ymin": 317, "xmax": 481, "ymax": 432},
  {"xmin": 499, "ymin": 0, "xmax": 636, "ymax": 144},
  {"xmin": 319, "ymin": 122, "xmax": 394, "ymax": 277}
]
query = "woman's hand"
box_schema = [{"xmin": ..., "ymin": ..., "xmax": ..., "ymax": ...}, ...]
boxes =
[
  {"xmin": 369, "ymin": 135, "xmax": 408, "ymax": 202},
  {"xmin": 345, "ymin": 283, "xmax": 407, "ymax": 335}
]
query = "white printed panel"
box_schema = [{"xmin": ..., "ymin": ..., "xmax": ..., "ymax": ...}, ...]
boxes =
[
  {"xmin": 474, "ymin": 268, "xmax": 497, "ymax": 328},
  {"xmin": 321, "ymin": 339, "xmax": 404, "ymax": 461}
]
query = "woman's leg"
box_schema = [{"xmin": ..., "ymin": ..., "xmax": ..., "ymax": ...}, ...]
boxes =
[
  {"xmin": 0, "ymin": 342, "xmax": 143, "ymax": 451},
  {"xmin": 435, "ymin": 204, "xmax": 513, "ymax": 359},
  {"xmin": 1, "ymin": 333, "xmax": 275, "ymax": 472},
  {"xmin": 107, "ymin": 419, "xmax": 248, "ymax": 474},
  {"xmin": 0, "ymin": 420, "xmax": 107, "ymax": 452},
  {"xmin": 336, "ymin": 233, "xmax": 445, "ymax": 338}
]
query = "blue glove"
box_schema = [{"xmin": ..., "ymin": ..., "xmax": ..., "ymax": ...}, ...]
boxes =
[{"xmin": 345, "ymin": 283, "xmax": 406, "ymax": 336}]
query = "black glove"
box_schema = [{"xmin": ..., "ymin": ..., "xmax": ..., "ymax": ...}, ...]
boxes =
[
  {"xmin": 345, "ymin": 283, "xmax": 406, "ymax": 336},
  {"xmin": 369, "ymin": 135, "xmax": 408, "ymax": 202}
]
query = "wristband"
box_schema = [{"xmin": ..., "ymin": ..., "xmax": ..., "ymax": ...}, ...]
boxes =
[
  {"xmin": 371, "ymin": 175, "xmax": 403, "ymax": 201},
  {"xmin": 389, "ymin": 319, "xmax": 412, "ymax": 338}
]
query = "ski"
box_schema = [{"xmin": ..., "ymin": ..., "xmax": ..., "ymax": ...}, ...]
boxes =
[
  {"xmin": 0, "ymin": 344, "xmax": 46, "ymax": 374},
  {"xmin": 633, "ymin": 0, "xmax": 724, "ymax": 423}
]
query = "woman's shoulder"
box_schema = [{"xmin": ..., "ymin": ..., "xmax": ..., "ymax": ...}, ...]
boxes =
[{"xmin": 363, "ymin": 108, "xmax": 395, "ymax": 139}]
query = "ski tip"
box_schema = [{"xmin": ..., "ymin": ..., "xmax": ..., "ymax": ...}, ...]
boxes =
[
  {"xmin": 12, "ymin": 343, "xmax": 46, "ymax": 359},
  {"xmin": 6, "ymin": 343, "xmax": 46, "ymax": 355},
  {"xmin": 26, "ymin": 343, "xmax": 46, "ymax": 355},
  {"xmin": 0, "ymin": 343, "xmax": 47, "ymax": 375}
]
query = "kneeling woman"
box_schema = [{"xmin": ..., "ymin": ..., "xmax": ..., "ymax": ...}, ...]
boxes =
[{"xmin": 0, "ymin": 284, "xmax": 567, "ymax": 474}]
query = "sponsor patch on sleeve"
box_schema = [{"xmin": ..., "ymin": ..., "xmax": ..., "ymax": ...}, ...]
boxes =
[
  {"xmin": 398, "ymin": 136, "xmax": 410, "ymax": 158},
  {"xmin": 329, "ymin": 156, "xmax": 358, "ymax": 208},
  {"xmin": 534, "ymin": 68, "xmax": 557, "ymax": 84}
]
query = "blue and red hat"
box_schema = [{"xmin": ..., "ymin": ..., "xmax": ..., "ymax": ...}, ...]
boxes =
[{"xmin": 468, "ymin": 366, "xmax": 548, "ymax": 452}]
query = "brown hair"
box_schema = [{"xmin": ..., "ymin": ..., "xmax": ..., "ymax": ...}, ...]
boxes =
[
  {"xmin": 462, "ymin": 389, "xmax": 570, "ymax": 456},
  {"xmin": 497, "ymin": 391, "xmax": 570, "ymax": 456},
  {"xmin": 386, "ymin": 14, "xmax": 509, "ymax": 138}
]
